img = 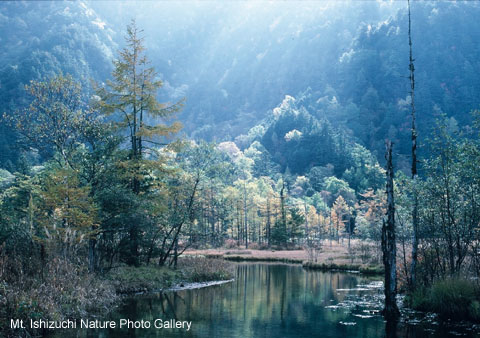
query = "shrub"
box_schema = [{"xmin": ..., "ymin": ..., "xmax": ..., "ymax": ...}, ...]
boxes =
[
  {"xmin": 409, "ymin": 278, "xmax": 480, "ymax": 321},
  {"xmin": 177, "ymin": 256, "xmax": 234, "ymax": 282},
  {"xmin": 429, "ymin": 278, "xmax": 478, "ymax": 320},
  {"xmin": 105, "ymin": 265, "xmax": 180, "ymax": 293}
]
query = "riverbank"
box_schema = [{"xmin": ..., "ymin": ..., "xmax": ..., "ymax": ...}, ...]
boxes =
[
  {"xmin": 184, "ymin": 240, "xmax": 384, "ymax": 275},
  {"xmin": 0, "ymin": 257, "xmax": 234, "ymax": 337}
]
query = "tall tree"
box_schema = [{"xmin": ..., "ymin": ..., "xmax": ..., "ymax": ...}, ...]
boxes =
[
  {"xmin": 382, "ymin": 141, "xmax": 400, "ymax": 320},
  {"xmin": 96, "ymin": 20, "xmax": 183, "ymax": 266}
]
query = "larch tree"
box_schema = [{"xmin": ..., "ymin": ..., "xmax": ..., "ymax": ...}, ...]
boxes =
[
  {"xmin": 96, "ymin": 20, "xmax": 183, "ymax": 266},
  {"xmin": 331, "ymin": 195, "xmax": 350, "ymax": 243}
]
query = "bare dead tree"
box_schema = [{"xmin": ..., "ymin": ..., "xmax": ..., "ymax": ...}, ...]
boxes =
[{"xmin": 408, "ymin": 0, "xmax": 419, "ymax": 290}]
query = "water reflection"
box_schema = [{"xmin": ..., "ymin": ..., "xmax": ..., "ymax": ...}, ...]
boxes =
[{"xmin": 52, "ymin": 263, "xmax": 479, "ymax": 338}]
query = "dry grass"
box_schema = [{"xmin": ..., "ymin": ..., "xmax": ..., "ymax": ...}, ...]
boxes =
[
  {"xmin": 183, "ymin": 239, "xmax": 384, "ymax": 274},
  {"xmin": 177, "ymin": 256, "xmax": 235, "ymax": 282},
  {"xmin": 0, "ymin": 257, "xmax": 117, "ymax": 336},
  {"xmin": 184, "ymin": 239, "xmax": 381, "ymax": 265}
]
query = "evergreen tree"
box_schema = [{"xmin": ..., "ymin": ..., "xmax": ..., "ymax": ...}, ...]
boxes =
[{"xmin": 288, "ymin": 207, "xmax": 305, "ymax": 245}]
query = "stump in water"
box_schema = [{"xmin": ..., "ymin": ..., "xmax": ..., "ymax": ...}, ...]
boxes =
[{"xmin": 382, "ymin": 140, "xmax": 400, "ymax": 320}]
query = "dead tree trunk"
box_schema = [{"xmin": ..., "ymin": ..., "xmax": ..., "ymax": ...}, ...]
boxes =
[
  {"xmin": 408, "ymin": 0, "xmax": 419, "ymax": 290},
  {"xmin": 382, "ymin": 141, "xmax": 400, "ymax": 320},
  {"xmin": 280, "ymin": 181, "xmax": 287, "ymax": 247}
]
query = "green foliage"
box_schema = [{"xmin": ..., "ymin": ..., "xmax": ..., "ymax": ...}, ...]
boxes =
[
  {"xmin": 0, "ymin": 173, "xmax": 41, "ymax": 263},
  {"xmin": 261, "ymin": 96, "xmax": 350, "ymax": 176},
  {"xmin": 3, "ymin": 74, "xmax": 94, "ymax": 167},
  {"xmin": 288, "ymin": 207, "xmax": 305, "ymax": 243},
  {"xmin": 342, "ymin": 144, "xmax": 385, "ymax": 193},
  {"xmin": 94, "ymin": 20, "xmax": 185, "ymax": 266},
  {"xmin": 270, "ymin": 218, "xmax": 288, "ymax": 247},
  {"xmin": 0, "ymin": 169, "xmax": 14, "ymax": 189},
  {"xmin": 322, "ymin": 176, "xmax": 356, "ymax": 206},
  {"xmin": 354, "ymin": 189, "xmax": 384, "ymax": 241},
  {"xmin": 414, "ymin": 115, "xmax": 480, "ymax": 278},
  {"xmin": 0, "ymin": 1, "xmax": 115, "ymax": 168}
]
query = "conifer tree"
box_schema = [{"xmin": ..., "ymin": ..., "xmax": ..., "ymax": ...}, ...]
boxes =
[
  {"xmin": 96, "ymin": 20, "xmax": 182, "ymax": 191},
  {"xmin": 96, "ymin": 20, "xmax": 183, "ymax": 265}
]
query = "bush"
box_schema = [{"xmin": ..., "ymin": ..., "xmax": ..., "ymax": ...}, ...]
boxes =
[
  {"xmin": 409, "ymin": 278, "xmax": 480, "ymax": 321},
  {"xmin": 177, "ymin": 256, "xmax": 234, "ymax": 282},
  {"xmin": 430, "ymin": 278, "xmax": 478, "ymax": 319}
]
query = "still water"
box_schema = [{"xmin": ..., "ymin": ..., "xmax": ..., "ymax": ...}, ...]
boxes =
[{"xmin": 57, "ymin": 264, "xmax": 479, "ymax": 338}]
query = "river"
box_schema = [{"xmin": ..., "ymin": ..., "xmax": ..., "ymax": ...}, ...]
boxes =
[{"xmin": 54, "ymin": 263, "xmax": 480, "ymax": 337}]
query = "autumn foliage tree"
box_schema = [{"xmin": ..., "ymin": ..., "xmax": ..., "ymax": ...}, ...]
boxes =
[
  {"xmin": 330, "ymin": 195, "xmax": 350, "ymax": 242},
  {"xmin": 96, "ymin": 19, "xmax": 183, "ymax": 184}
]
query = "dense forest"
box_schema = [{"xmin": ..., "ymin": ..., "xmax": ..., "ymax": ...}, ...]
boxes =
[{"xmin": 1, "ymin": 1, "xmax": 480, "ymax": 337}]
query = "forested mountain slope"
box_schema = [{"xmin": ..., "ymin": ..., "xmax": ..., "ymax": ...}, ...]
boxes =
[
  {"xmin": 332, "ymin": 1, "xmax": 480, "ymax": 167},
  {"xmin": 1, "ymin": 1, "xmax": 480, "ymax": 172},
  {"xmin": 0, "ymin": 1, "xmax": 115, "ymax": 168}
]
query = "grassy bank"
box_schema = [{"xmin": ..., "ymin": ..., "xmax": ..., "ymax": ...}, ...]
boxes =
[
  {"xmin": 407, "ymin": 278, "xmax": 480, "ymax": 321},
  {"xmin": 0, "ymin": 257, "xmax": 234, "ymax": 337},
  {"xmin": 104, "ymin": 257, "xmax": 234, "ymax": 294}
]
